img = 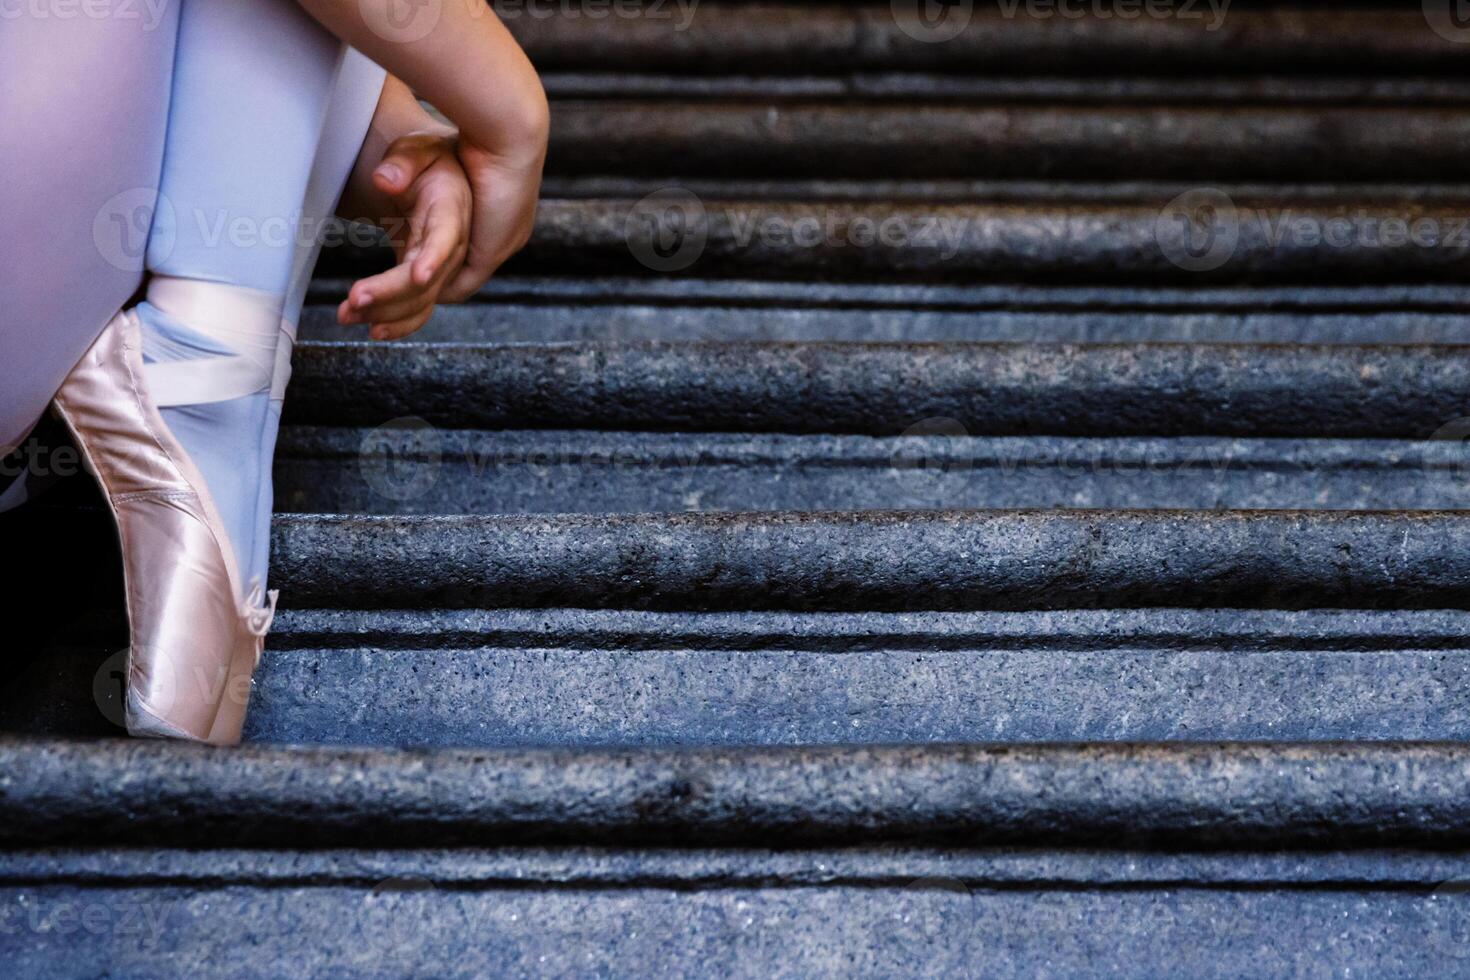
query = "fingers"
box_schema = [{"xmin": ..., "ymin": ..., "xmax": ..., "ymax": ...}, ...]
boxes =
[
  {"xmin": 370, "ymin": 132, "xmax": 451, "ymax": 199},
  {"xmin": 337, "ymin": 249, "xmax": 459, "ymax": 341},
  {"xmin": 337, "ymin": 261, "xmax": 415, "ymax": 326},
  {"xmin": 340, "ymin": 155, "xmax": 472, "ymax": 339},
  {"xmin": 368, "ymin": 307, "xmax": 437, "ymax": 342},
  {"xmin": 410, "ymin": 195, "xmax": 464, "ymax": 287},
  {"xmin": 347, "ymin": 243, "xmax": 464, "ymax": 330}
]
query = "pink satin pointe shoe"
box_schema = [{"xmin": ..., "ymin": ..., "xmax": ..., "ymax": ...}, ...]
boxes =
[{"xmin": 50, "ymin": 308, "xmax": 276, "ymax": 745}]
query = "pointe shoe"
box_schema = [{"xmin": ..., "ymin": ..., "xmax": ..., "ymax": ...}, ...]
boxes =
[{"xmin": 51, "ymin": 308, "xmax": 275, "ymax": 745}]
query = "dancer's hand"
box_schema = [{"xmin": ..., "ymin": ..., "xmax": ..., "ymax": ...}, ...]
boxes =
[
  {"xmin": 437, "ymin": 134, "xmax": 546, "ymax": 303},
  {"xmin": 296, "ymin": 0, "xmax": 549, "ymax": 305},
  {"xmin": 338, "ymin": 130, "xmax": 471, "ymax": 339}
]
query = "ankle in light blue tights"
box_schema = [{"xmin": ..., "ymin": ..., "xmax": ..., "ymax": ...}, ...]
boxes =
[{"xmin": 134, "ymin": 0, "xmax": 353, "ymax": 594}]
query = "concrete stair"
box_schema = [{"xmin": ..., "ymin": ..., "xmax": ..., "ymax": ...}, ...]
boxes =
[{"xmin": 8, "ymin": 2, "xmax": 1470, "ymax": 976}]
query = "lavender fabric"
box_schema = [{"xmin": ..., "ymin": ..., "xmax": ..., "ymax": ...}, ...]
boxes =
[{"xmin": 0, "ymin": 5, "xmax": 181, "ymax": 450}]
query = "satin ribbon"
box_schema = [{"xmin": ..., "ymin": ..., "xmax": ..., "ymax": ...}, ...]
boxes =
[
  {"xmin": 142, "ymin": 275, "xmax": 297, "ymax": 408},
  {"xmin": 243, "ymin": 580, "xmax": 279, "ymax": 647}
]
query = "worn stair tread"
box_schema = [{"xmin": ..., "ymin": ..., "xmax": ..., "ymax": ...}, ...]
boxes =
[
  {"xmin": 539, "ymin": 73, "xmax": 1470, "ymax": 105},
  {"xmin": 302, "ymin": 278, "xmax": 1470, "ymax": 346},
  {"xmin": 546, "ymin": 102, "xmax": 1470, "ymax": 180},
  {"xmin": 261, "ymin": 606, "xmax": 1470, "ymax": 653},
  {"xmin": 15, "ymin": 508, "xmax": 1470, "ymax": 613},
  {"xmin": 13, "ymin": 845, "xmax": 1470, "ymax": 888},
  {"xmin": 322, "ymin": 197, "xmax": 1470, "ymax": 283},
  {"xmin": 15, "ymin": 508, "xmax": 1470, "ymax": 612},
  {"xmin": 277, "ymin": 427, "xmax": 1470, "ymax": 514},
  {"xmin": 300, "ymin": 301, "xmax": 1470, "ymax": 346},
  {"xmin": 1, "ymin": 880, "xmax": 1465, "ymax": 978},
  {"xmin": 285, "ymin": 339, "xmax": 1470, "ymax": 436},
  {"xmin": 502, "ymin": 3, "xmax": 1463, "ymax": 75},
  {"xmin": 23, "ymin": 641, "xmax": 1460, "ymax": 748},
  {"xmin": 307, "ymin": 276, "xmax": 1470, "ymax": 307},
  {"xmin": 261, "ymin": 509, "xmax": 1470, "ymax": 611},
  {"xmin": 537, "ymin": 177, "xmax": 1470, "ymax": 202},
  {"xmin": 14, "ymin": 605, "xmax": 1470, "ymax": 748},
  {"xmin": 321, "ymin": 198, "xmax": 1470, "ymax": 283},
  {"xmin": 4, "ymin": 736, "xmax": 1470, "ymax": 847},
  {"xmin": 27, "ymin": 423, "xmax": 1466, "ymax": 514}
]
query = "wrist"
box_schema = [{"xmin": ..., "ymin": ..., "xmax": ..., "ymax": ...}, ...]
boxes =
[{"xmin": 458, "ymin": 77, "xmax": 549, "ymax": 170}]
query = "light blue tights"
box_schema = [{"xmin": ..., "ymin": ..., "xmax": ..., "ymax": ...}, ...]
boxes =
[{"xmin": 136, "ymin": 0, "xmax": 382, "ymax": 591}]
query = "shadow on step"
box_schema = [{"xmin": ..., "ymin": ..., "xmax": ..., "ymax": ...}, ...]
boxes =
[{"xmin": 0, "ymin": 471, "xmax": 127, "ymax": 741}]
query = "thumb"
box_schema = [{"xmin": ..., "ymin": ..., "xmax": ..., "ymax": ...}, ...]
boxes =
[{"xmin": 371, "ymin": 133, "xmax": 452, "ymax": 200}]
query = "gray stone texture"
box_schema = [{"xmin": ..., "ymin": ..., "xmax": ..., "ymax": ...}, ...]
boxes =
[
  {"xmin": 285, "ymin": 339, "xmax": 1470, "ymax": 436},
  {"xmin": 12, "ymin": 1, "xmax": 1470, "ymax": 974},
  {"xmin": 5, "ymin": 737, "xmax": 1470, "ymax": 848}
]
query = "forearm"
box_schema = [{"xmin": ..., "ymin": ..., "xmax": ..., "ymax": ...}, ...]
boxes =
[
  {"xmin": 338, "ymin": 75, "xmax": 455, "ymax": 222},
  {"xmin": 295, "ymin": 0, "xmax": 548, "ymax": 164}
]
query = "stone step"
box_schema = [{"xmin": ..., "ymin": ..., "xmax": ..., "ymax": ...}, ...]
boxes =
[
  {"xmin": 18, "ymin": 606, "xmax": 1470, "ymax": 746},
  {"xmin": 5, "ymin": 737, "xmax": 1468, "ymax": 847},
  {"xmin": 538, "ymin": 72, "xmax": 1470, "ymax": 105},
  {"xmin": 545, "ymin": 102, "xmax": 1470, "ymax": 181},
  {"xmin": 10, "ymin": 734, "xmax": 1470, "ymax": 972},
  {"xmin": 264, "ymin": 509, "xmax": 1470, "ymax": 611},
  {"xmin": 324, "ymin": 198, "xmax": 1470, "ymax": 283},
  {"xmin": 537, "ymin": 177, "xmax": 1470, "ymax": 202},
  {"xmin": 14, "ymin": 509, "xmax": 1470, "ymax": 614},
  {"xmin": 227, "ymin": 607, "xmax": 1470, "ymax": 747},
  {"xmin": 283, "ymin": 339, "xmax": 1470, "ymax": 437},
  {"xmin": 501, "ymin": 3, "xmax": 1462, "ymax": 77},
  {"xmin": 300, "ymin": 278, "xmax": 1470, "ymax": 345},
  {"xmin": 19, "ymin": 509, "xmax": 1470, "ymax": 617},
  {"xmin": 6, "ymin": 845, "xmax": 1470, "ymax": 977},
  {"xmin": 235, "ymin": 510, "xmax": 1470, "ymax": 613},
  {"xmin": 276, "ymin": 427, "xmax": 1470, "ymax": 515}
]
